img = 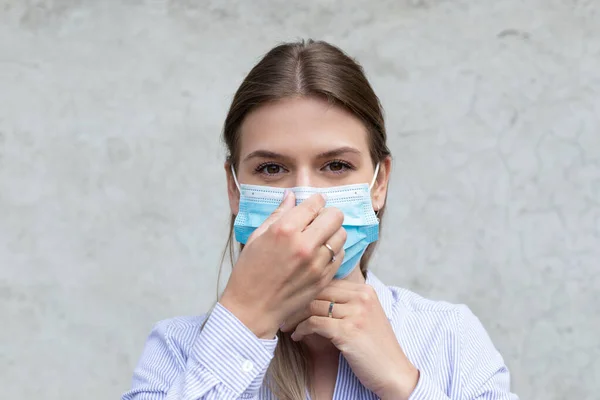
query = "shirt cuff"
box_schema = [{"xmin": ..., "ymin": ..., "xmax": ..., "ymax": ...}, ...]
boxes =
[
  {"xmin": 190, "ymin": 302, "xmax": 278, "ymax": 396},
  {"xmin": 408, "ymin": 371, "xmax": 450, "ymax": 400}
]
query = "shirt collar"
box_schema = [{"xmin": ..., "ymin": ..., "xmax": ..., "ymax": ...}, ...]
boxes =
[{"xmin": 365, "ymin": 271, "xmax": 395, "ymax": 319}]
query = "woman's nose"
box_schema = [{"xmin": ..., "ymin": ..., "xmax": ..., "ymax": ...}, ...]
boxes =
[{"xmin": 293, "ymin": 168, "xmax": 314, "ymax": 187}]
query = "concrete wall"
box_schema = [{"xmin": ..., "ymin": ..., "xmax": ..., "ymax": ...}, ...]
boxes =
[{"xmin": 1, "ymin": 1, "xmax": 598, "ymax": 399}]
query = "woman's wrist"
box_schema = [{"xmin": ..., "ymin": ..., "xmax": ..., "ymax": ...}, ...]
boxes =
[{"xmin": 219, "ymin": 293, "xmax": 280, "ymax": 339}]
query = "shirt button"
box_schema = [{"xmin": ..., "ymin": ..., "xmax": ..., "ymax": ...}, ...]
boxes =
[{"xmin": 242, "ymin": 359, "xmax": 254, "ymax": 372}]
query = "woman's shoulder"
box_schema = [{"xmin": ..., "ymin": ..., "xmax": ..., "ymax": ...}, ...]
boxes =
[
  {"xmin": 368, "ymin": 271, "xmax": 467, "ymax": 315},
  {"xmin": 391, "ymin": 284, "xmax": 481, "ymax": 328},
  {"xmin": 387, "ymin": 287, "xmax": 498, "ymax": 358},
  {"xmin": 390, "ymin": 285, "xmax": 465, "ymax": 314},
  {"xmin": 373, "ymin": 275, "xmax": 502, "ymax": 367},
  {"xmin": 368, "ymin": 272, "xmax": 485, "ymax": 336}
]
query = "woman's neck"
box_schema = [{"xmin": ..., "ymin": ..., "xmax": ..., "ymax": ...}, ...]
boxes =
[{"xmin": 304, "ymin": 334, "xmax": 339, "ymax": 358}]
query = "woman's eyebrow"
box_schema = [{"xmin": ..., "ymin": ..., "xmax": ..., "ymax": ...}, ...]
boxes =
[
  {"xmin": 243, "ymin": 146, "xmax": 361, "ymax": 162},
  {"xmin": 316, "ymin": 146, "xmax": 362, "ymax": 158},
  {"xmin": 243, "ymin": 150, "xmax": 289, "ymax": 162}
]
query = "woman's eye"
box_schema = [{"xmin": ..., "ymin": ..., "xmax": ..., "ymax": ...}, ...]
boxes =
[
  {"xmin": 258, "ymin": 164, "xmax": 283, "ymax": 175},
  {"xmin": 326, "ymin": 161, "xmax": 350, "ymax": 173},
  {"xmin": 266, "ymin": 164, "xmax": 280, "ymax": 174},
  {"xmin": 329, "ymin": 162, "xmax": 344, "ymax": 172}
]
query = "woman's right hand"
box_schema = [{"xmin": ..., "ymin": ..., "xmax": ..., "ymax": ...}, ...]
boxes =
[{"xmin": 219, "ymin": 190, "xmax": 347, "ymax": 339}]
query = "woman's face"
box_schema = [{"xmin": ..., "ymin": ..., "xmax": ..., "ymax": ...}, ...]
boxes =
[{"xmin": 226, "ymin": 96, "xmax": 391, "ymax": 215}]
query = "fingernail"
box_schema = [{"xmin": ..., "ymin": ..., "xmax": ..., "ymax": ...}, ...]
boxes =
[
  {"xmin": 321, "ymin": 193, "xmax": 327, "ymax": 202},
  {"xmin": 290, "ymin": 331, "xmax": 297, "ymax": 341},
  {"xmin": 283, "ymin": 189, "xmax": 291, "ymax": 200}
]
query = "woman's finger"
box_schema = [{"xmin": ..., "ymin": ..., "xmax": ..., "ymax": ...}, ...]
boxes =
[
  {"xmin": 247, "ymin": 190, "xmax": 296, "ymax": 243},
  {"xmin": 313, "ymin": 225, "xmax": 346, "ymax": 269},
  {"xmin": 314, "ymin": 284, "xmax": 356, "ymax": 304},
  {"xmin": 320, "ymin": 279, "xmax": 364, "ymax": 291},
  {"xmin": 281, "ymin": 300, "xmax": 350, "ymax": 332},
  {"xmin": 290, "ymin": 315, "xmax": 341, "ymax": 342},
  {"xmin": 273, "ymin": 193, "xmax": 326, "ymax": 233},
  {"xmin": 302, "ymin": 206, "xmax": 345, "ymax": 250}
]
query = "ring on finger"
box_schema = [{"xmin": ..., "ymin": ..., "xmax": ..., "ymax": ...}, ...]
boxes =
[
  {"xmin": 328, "ymin": 300, "xmax": 335, "ymax": 318},
  {"xmin": 324, "ymin": 243, "xmax": 336, "ymax": 263}
]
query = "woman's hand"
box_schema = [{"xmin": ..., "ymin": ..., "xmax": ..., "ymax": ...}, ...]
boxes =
[
  {"xmin": 220, "ymin": 191, "xmax": 347, "ymax": 339},
  {"xmin": 281, "ymin": 280, "xmax": 419, "ymax": 400}
]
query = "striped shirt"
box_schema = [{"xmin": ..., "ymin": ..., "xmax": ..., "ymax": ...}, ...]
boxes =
[{"xmin": 122, "ymin": 272, "xmax": 519, "ymax": 399}]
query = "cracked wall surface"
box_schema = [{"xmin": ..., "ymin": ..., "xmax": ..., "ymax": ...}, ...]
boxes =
[{"xmin": 0, "ymin": 1, "xmax": 598, "ymax": 399}]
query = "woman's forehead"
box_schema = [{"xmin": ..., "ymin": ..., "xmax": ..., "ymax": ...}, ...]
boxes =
[{"xmin": 239, "ymin": 97, "xmax": 370, "ymax": 158}]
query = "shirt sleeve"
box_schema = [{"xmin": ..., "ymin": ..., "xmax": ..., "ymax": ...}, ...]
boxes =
[
  {"xmin": 409, "ymin": 305, "xmax": 519, "ymax": 400},
  {"xmin": 122, "ymin": 303, "xmax": 278, "ymax": 400}
]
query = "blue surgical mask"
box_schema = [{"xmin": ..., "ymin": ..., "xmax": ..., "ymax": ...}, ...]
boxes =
[{"xmin": 231, "ymin": 164, "xmax": 380, "ymax": 279}]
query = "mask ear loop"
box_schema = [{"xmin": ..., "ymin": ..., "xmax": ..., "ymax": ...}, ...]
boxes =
[
  {"xmin": 230, "ymin": 164, "xmax": 242, "ymax": 193},
  {"xmin": 369, "ymin": 163, "xmax": 380, "ymax": 190},
  {"xmin": 370, "ymin": 163, "xmax": 381, "ymax": 218}
]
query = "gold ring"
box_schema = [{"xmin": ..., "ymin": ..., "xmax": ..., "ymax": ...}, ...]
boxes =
[{"xmin": 324, "ymin": 243, "xmax": 336, "ymax": 263}]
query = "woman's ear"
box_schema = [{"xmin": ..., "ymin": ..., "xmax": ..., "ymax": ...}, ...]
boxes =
[
  {"xmin": 371, "ymin": 156, "xmax": 392, "ymax": 212},
  {"xmin": 225, "ymin": 161, "xmax": 240, "ymax": 215}
]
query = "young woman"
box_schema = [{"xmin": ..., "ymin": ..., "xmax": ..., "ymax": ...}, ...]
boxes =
[{"xmin": 123, "ymin": 40, "xmax": 518, "ymax": 400}]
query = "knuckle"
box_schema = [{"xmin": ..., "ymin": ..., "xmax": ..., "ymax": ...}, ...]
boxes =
[
  {"xmin": 295, "ymin": 242, "xmax": 315, "ymax": 260},
  {"xmin": 358, "ymin": 291, "xmax": 371, "ymax": 304},
  {"xmin": 271, "ymin": 221, "xmax": 295, "ymax": 238},
  {"xmin": 361, "ymin": 285, "xmax": 377, "ymax": 297},
  {"xmin": 357, "ymin": 286, "xmax": 377, "ymax": 307},
  {"xmin": 308, "ymin": 262, "xmax": 325, "ymax": 281}
]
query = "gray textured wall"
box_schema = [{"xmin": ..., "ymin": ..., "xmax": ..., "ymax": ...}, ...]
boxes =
[{"xmin": 1, "ymin": 1, "xmax": 599, "ymax": 399}]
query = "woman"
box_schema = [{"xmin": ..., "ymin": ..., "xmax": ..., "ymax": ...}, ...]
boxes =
[{"xmin": 123, "ymin": 40, "xmax": 518, "ymax": 400}]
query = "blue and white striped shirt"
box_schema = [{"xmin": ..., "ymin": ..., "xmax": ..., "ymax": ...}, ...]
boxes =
[{"xmin": 122, "ymin": 272, "xmax": 518, "ymax": 399}]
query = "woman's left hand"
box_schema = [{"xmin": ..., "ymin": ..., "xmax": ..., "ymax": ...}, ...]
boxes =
[{"xmin": 280, "ymin": 280, "xmax": 419, "ymax": 400}]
